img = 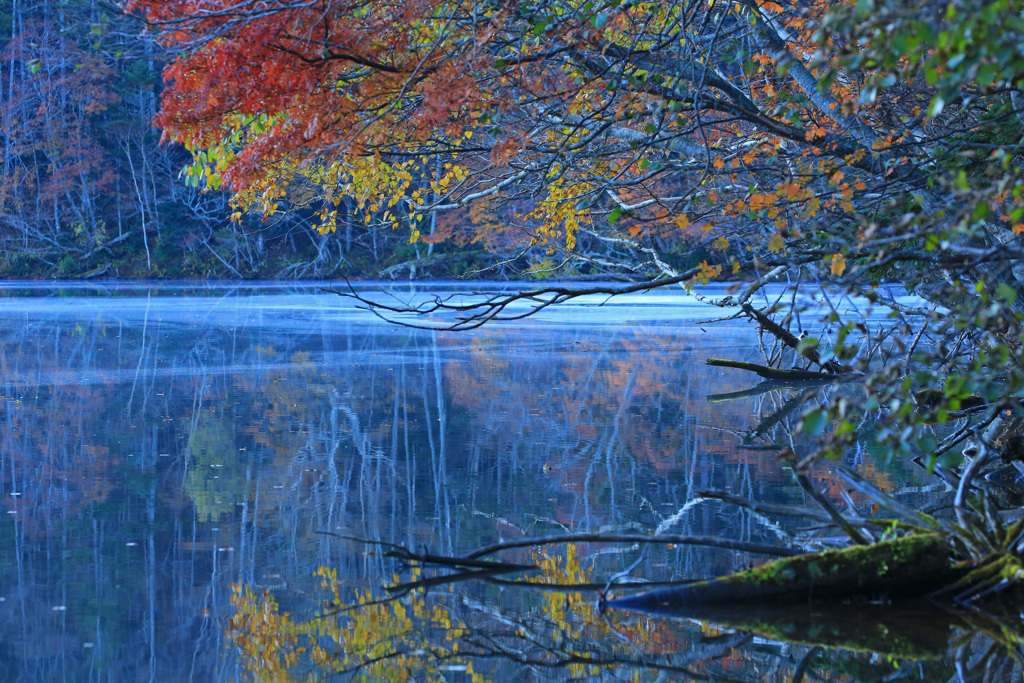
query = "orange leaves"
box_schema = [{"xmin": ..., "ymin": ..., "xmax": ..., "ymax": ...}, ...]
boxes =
[
  {"xmin": 748, "ymin": 192, "xmax": 778, "ymax": 212},
  {"xmin": 489, "ymin": 137, "xmax": 523, "ymax": 167},
  {"xmin": 777, "ymin": 181, "xmax": 810, "ymax": 202},
  {"xmin": 805, "ymin": 124, "xmax": 828, "ymax": 141},
  {"xmin": 757, "ymin": 1, "xmax": 786, "ymax": 13},
  {"xmin": 135, "ymin": 0, "xmax": 496, "ymax": 203}
]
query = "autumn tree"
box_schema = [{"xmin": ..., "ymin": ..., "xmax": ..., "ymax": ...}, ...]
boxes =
[{"xmin": 129, "ymin": 0, "xmax": 1024, "ymax": 467}]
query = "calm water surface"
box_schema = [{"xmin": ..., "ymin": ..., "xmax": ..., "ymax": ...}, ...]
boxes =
[{"xmin": 0, "ymin": 282, "xmax": 989, "ymax": 681}]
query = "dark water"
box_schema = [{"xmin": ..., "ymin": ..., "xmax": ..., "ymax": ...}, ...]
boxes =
[{"xmin": 0, "ymin": 282, "xmax": 1002, "ymax": 681}]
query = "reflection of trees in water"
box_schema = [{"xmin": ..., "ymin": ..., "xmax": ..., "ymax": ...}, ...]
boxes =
[
  {"xmin": 228, "ymin": 539, "xmax": 1024, "ymax": 681},
  {"xmin": 0, "ymin": 306, "xmax": 947, "ymax": 680}
]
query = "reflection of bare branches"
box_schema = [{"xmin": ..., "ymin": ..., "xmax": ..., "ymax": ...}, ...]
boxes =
[
  {"xmin": 699, "ymin": 491, "xmax": 831, "ymax": 525},
  {"xmin": 315, "ymin": 531, "xmax": 535, "ymax": 571}
]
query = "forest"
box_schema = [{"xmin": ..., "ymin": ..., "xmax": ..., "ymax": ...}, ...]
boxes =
[
  {"xmin": 1, "ymin": 0, "xmax": 460, "ymax": 279},
  {"xmin": 8, "ymin": 0, "xmax": 1024, "ymax": 678}
]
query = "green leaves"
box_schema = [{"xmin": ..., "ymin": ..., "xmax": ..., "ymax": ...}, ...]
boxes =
[
  {"xmin": 802, "ymin": 409, "xmax": 828, "ymax": 437},
  {"xmin": 997, "ymin": 282, "xmax": 1018, "ymax": 306},
  {"xmin": 797, "ymin": 336, "xmax": 820, "ymax": 357}
]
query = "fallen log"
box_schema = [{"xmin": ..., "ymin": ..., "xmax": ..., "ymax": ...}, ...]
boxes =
[{"xmin": 605, "ymin": 533, "xmax": 968, "ymax": 613}]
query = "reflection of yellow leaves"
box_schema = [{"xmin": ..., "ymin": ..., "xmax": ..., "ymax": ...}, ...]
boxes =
[
  {"xmin": 830, "ymin": 253, "xmax": 846, "ymax": 276},
  {"xmin": 227, "ymin": 584, "xmax": 303, "ymax": 681},
  {"xmin": 229, "ymin": 568, "xmax": 483, "ymax": 683}
]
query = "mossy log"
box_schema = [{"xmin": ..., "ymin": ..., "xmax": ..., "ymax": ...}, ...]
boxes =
[{"xmin": 606, "ymin": 534, "xmax": 968, "ymax": 614}]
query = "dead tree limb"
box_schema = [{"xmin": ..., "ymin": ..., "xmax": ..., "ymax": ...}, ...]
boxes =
[{"xmin": 706, "ymin": 358, "xmax": 859, "ymax": 382}]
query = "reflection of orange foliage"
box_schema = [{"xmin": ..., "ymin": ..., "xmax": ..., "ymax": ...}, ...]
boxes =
[
  {"xmin": 440, "ymin": 324, "xmax": 794, "ymax": 518},
  {"xmin": 857, "ymin": 461, "xmax": 896, "ymax": 494}
]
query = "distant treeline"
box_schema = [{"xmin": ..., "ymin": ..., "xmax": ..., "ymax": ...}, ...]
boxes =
[{"xmin": 0, "ymin": 1, "xmax": 490, "ymax": 279}]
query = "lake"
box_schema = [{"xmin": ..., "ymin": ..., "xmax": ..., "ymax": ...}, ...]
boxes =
[{"xmin": 0, "ymin": 282, "xmax": 1005, "ymax": 681}]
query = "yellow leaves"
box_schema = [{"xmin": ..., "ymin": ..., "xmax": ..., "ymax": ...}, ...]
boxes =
[
  {"xmin": 713, "ymin": 236, "xmax": 729, "ymax": 250},
  {"xmin": 671, "ymin": 213, "xmax": 690, "ymax": 231},
  {"xmin": 1014, "ymin": 223, "xmax": 1024, "ymax": 236},
  {"xmin": 768, "ymin": 232, "xmax": 786, "ymax": 253},
  {"xmin": 845, "ymin": 148, "xmax": 868, "ymax": 165},
  {"xmin": 524, "ymin": 175, "xmax": 595, "ymax": 251},
  {"xmin": 830, "ymin": 253, "xmax": 847, "ymax": 276},
  {"xmin": 712, "ymin": 156, "xmax": 726, "ymax": 170},
  {"xmin": 693, "ymin": 260, "xmax": 722, "ymax": 285}
]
